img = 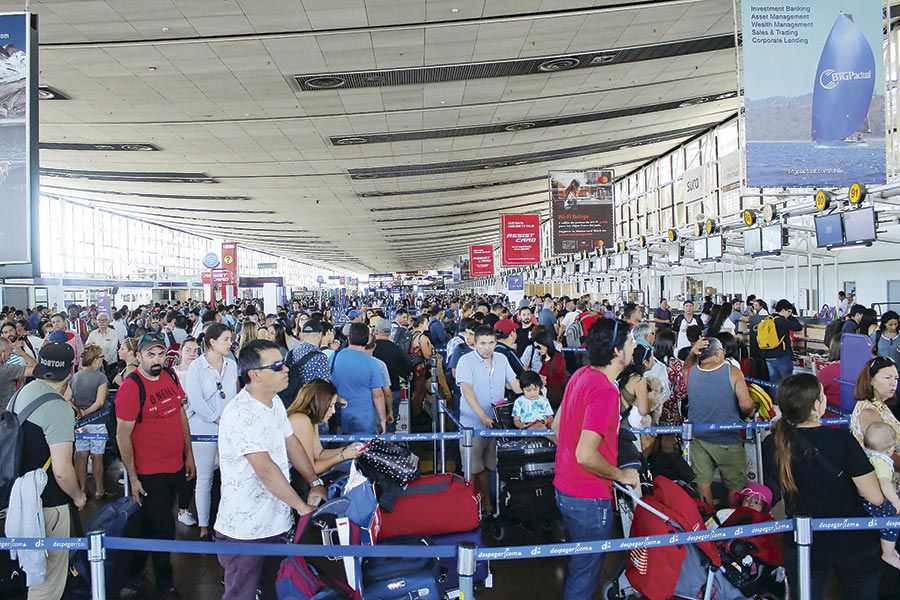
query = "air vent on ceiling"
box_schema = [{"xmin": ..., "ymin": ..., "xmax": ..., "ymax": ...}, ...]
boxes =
[
  {"xmin": 348, "ymin": 120, "xmax": 723, "ymax": 179},
  {"xmin": 40, "ymin": 142, "xmax": 161, "ymax": 152},
  {"xmin": 40, "ymin": 168, "xmax": 218, "ymax": 184},
  {"xmin": 294, "ymin": 33, "xmax": 735, "ymax": 91},
  {"xmin": 357, "ymin": 176, "xmax": 547, "ymax": 198},
  {"xmin": 330, "ymin": 91, "xmax": 737, "ymax": 145},
  {"xmin": 537, "ymin": 57, "xmax": 581, "ymax": 72},
  {"xmin": 333, "ymin": 137, "xmax": 368, "ymax": 145},
  {"xmin": 38, "ymin": 86, "xmax": 69, "ymax": 100}
]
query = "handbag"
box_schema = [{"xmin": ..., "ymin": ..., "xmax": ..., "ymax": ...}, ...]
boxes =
[{"xmin": 356, "ymin": 439, "xmax": 419, "ymax": 487}]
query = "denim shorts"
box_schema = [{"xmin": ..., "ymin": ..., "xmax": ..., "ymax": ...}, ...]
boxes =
[{"xmin": 75, "ymin": 424, "xmax": 107, "ymax": 455}]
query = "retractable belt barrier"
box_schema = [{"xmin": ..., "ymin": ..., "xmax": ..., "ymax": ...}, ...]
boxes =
[{"xmin": 7, "ymin": 516, "xmax": 900, "ymax": 599}]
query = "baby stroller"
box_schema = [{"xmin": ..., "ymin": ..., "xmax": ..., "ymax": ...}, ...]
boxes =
[
  {"xmin": 604, "ymin": 476, "xmax": 778, "ymax": 600},
  {"xmin": 488, "ymin": 401, "xmax": 561, "ymax": 540}
]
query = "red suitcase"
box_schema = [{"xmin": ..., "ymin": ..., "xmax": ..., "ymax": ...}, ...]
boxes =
[{"xmin": 378, "ymin": 473, "xmax": 481, "ymax": 540}]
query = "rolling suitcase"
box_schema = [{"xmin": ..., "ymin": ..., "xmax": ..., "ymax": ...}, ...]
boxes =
[
  {"xmin": 501, "ymin": 478, "xmax": 560, "ymax": 525},
  {"xmin": 362, "ymin": 536, "xmax": 444, "ymax": 600},
  {"xmin": 65, "ymin": 497, "xmax": 141, "ymax": 598},
  {"xmin": 496, "ymin": 438, "xmax": 557, "ymax": 481},
  {"xmin": 378, "ymin": 474, "xmax": 479, "ymax": 540}
]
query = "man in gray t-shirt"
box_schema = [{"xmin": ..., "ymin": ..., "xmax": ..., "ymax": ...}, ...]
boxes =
[{"xmin": 0, "ymin": 338, "xmax": 32, "ymax": 409}]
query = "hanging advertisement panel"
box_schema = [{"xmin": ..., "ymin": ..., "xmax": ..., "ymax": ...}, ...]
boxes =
[
  {"xmin": 469, "ymin": 244, "xmax": 494, "ymax": 277},
  {"xmin": 549, "ymin": 170, "xmax": 615, "ymax": 255},
  {"xmin": 0, "ymin": 13, "xmax": 37, "ymax": 275},
  {"xmin": 500, "ymin": 213, "xmax": 541, "ymax": 266},
  {"xmin": 742, "ymin": 0, "xmax": 886, "ymax": 187}
]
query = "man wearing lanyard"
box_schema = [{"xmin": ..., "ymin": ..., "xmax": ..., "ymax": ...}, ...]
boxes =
[{"xmin": 455, "ymin": 325, "xmax": 522, "ymax": 514}]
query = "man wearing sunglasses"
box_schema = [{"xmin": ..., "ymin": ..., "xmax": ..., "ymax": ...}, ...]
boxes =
[
  {"xmin": 216, "ymin": 339, "xmax": 326, "ymax": 600},
  {"xmin": 115, "ymin": 331, "xmax": 196, "ymax": 600}
]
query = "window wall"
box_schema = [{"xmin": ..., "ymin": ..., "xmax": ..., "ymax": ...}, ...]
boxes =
[{"xmin": 38, "ymin": 195, "xmax": 353, "ymax": 288}]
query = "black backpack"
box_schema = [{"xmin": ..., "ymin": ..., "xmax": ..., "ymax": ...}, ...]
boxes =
[
  {"xmin": 823, "ymin": 318, "xmax": 845, "ymax": 348},
  {"xmin": 124, "ymin": 367, "xmax": 180, "ymax": 423},
  {"xmin": 282, "ymin": 348, "xmax": 325, "ymax": 407},
  {"xmin": 0, "ymin": 388, "xmax": 60, "ymax": 512}
]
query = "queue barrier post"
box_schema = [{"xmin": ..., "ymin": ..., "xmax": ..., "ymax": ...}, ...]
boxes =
[
  {"xmin": 87, "ymin": 530, "xmax": 107, "ymax": 600},
  {"xmin": 431, "ymin": 396, "xmax": 439, "ymax": 475},
  {"xmin": 462, "ymin": 427, "xmax": 473, "ymax": 482},
  {"xmin": 457, "ymin": 542, "xmax": 477, "ymax": 600},
  {"xmin": 437, "ymin": 399, "xmax": 448, "ymax": 474},
  {"xmin": 753, "ymin": 423, "xmax": 765, "ymax": 486},
  {"xmin": 681, "ymin": 420, "xmax": 693, "ymax": 467},
  {"xmin": 794, "ymin": 515, "xmax": 812, "ymax": 600}
]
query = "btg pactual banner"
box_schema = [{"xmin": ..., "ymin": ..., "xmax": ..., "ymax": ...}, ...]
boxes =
[
  {"xmin": 742, "ymin": 0, "xmax": 886, "ymax": 187},
  {"xmin": 549, "ymin": 170, "xmax": 615, "ymax": 255}
]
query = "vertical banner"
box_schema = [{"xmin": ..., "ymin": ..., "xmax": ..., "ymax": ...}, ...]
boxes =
[
  {"xmin": 500, "ymin": 214, "xmax": 541, "ymax": 266},
  {"xmin": 97, "ymin": 295, "xmax": 110, "ymax": 317},
  {"xmin": 549, "ymin": 170, "xmax": 615, "ymax": 255},
  {"xmin": 742, "ymin": 0, "xmax": 885, "ymax": 187},
  {"xmin": 469, "ymin": 245, "xmax": 494, "ymax": 277},
  {"xmin": 221, "ymin": 241, "xmax": 238, "ymax": 284},
  {"xmin": 0, "ymin": 13, "xmax": 37, "ymax": 275}
]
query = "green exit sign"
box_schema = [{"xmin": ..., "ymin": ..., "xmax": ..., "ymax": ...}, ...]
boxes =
[{"xmin": 257, "ymin": 262, "xmax": 277, "ymax": 269}]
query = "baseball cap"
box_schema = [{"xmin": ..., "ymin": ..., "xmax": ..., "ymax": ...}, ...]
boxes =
[
  {"xmin": 374, "ymin": 319, "xmax": 392, "ymax": 334},
  {"xmin": 301, "ymin": 320, "xmax": 324, "ymax": 334},
  {"xmin": 33, "ymin": 342, "xmax": 74, "ymax": 381},
  {"xmin": 137, "ymin": 331, "xmax": 167, "ymax": 352},
  {"xmin": 518, "ymin": 298, "xmax": 530, "ymax": 309},
  {"xmin": 494, "ymin": 319, "xmax": 517, "ymax": 336},
  {"xmin": 347, "ymin": 309, "xmax": 362, "ymax": 319},
  {"xmin": 47, "ymin": 331, "xmax": 68, "ymax": 343}
]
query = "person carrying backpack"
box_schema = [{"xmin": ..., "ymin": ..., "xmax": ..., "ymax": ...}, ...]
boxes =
[
  {"xmin": 2, "ymin": 342, "xmax": 85, "ymax": 599},
  {"xmin": 281, "ymin": 320, "xmax": 331, "ymax": 408},
  {"xmin": 115, "ymin": 332, "xmax": 196, "ymax": 600},
  {"xmin": 757, "ymin": 299, "xmax": 803, "ymax": 384}
]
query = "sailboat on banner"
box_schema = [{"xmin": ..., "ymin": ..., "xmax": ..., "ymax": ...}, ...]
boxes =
[{"xmin": 811, "ymin": 13, "xmax": 877, "ymax": 146}]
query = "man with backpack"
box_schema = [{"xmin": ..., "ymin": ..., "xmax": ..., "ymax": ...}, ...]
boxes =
[
  {"xmin": 758, "ymin": 299, "xmax": 803, "ymax": 384},
  {"xmin": 281, "ymin": 320, "xmax": 331, "ymax": 408},
  {"xmin": 115, "ymin": 332, "xmax": 196, "ymax": 600},
  {"xmin": 3, "ymin": 342, "xmax": 84, "ymax": 599}
]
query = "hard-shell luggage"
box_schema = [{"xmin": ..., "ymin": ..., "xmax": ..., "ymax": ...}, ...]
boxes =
[
  {"xmin": 430, "ymin": 529, "xmax": 490, "ymax": 591},
  {"xmin": 500, "ymin": 478, "xmax": 560, "ymax": 524},
  {"xmin": 65, "ymin": 497, "xmax": 141, "ymax": 598},
  {"xmin": 362, "ymin": 536, "xmax": 444, "ymax": 600},
  {"xmin": 496, "ymin": 438, "xmax": 557, "ymax": 481},
  {"xmin": 378, "ymin": 474, "xmax": 480, "ymax": 540}
]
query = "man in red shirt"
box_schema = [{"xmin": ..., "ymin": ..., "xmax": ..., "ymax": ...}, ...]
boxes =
[
  {"xmin": 116, "ymin": 332, "xmax": 196, "ymax": 600},
  {"xmin": 552, "ymin": 318, "xmax": 638, "ymax": 600}
]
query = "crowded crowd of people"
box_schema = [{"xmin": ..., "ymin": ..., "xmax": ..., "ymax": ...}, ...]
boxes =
[{"xmin": 3, "ymin": 288, "xmax": 899, "ymax": 600}]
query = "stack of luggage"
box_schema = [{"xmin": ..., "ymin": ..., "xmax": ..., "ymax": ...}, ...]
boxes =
[
  {"xmin": 490, "ymin": 402, "xmax": 560, "ymax": 539},
  {"xmin": 312, "ymin": 445, "xmax": 492, "ymax": 598}
]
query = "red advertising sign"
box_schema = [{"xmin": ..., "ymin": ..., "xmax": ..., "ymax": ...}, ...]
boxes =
[
  {"xmin": 221, "ymin": 242, "xmax": 238, "ymax": 280},
  {"xmin": 501, "ymin": 214, "xmax": 541, "ymax": 266},
  {"xmin": 469, "ymin": 244, "xmax": 495, "ymax": 277},
  {"xmin": 201, "ymin": 269, "xmax": 234, "ymax": 285}
]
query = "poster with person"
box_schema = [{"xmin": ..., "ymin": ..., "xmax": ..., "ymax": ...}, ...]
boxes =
[{"xmin": 548, "ymin": 170, "xmax": 615, "ymax": 255}]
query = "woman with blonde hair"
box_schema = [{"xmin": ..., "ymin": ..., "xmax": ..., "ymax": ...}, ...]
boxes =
[
  {"xmin": 65, "ymin": 344, "xmax": 109, "ymax": 500},
  {"xmin": 286, "ymin": 379, "xmax": 363, "ymax": 476},
  {"xmin": 236, "ymin": 318, "xmax": 257, "ymax": 354}
]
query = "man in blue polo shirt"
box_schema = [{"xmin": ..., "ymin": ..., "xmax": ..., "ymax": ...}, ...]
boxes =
[
  {"xmin": 331, "ymin": 322, "xmax": 388, "ymax": 434},
  {"xmin": 456, "ymin": 325, "xmax": 521, "ymax": 513}
]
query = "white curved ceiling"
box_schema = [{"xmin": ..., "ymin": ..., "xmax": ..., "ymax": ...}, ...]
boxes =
[{"xmin": 10, "ymin": 0, "xmax": 745, "ymax": 272}]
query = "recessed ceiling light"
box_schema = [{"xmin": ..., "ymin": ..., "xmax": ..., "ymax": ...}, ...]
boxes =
[
  {"xmin": 148, "ymin": 66, "xmax": 157, "ymax": 71},
  {"xmin": 450, "ymin": 8, "xmax": 458, "ymax": 13},
  {"xmin": 162, "ymin": 27, "xmax": 169, "ymax": 32}
]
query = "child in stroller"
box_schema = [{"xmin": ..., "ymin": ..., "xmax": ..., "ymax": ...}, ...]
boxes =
[{"xmin": 607, "ymin": 476, "xmax": 786, "ymax": 600}]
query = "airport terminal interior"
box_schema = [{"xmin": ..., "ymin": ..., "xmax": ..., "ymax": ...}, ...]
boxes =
[{"xmin": 2, "ymin": 0, "xmax": 900, "ymax": 599}]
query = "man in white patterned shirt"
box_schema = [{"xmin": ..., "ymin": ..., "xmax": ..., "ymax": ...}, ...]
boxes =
[{"xmin": 215, "ymin": 339, "xmax": 327, "ymax": 600}]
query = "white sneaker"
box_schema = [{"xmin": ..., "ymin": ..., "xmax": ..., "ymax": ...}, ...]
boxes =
[{"xmin": 177, "ymin": 509, "xmax": 197, "ymax": 526}]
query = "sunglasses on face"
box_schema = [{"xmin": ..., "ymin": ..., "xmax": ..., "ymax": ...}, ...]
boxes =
[{"xmin": 248, "ymin": 360, "xmax": 285, "ymax": 374}]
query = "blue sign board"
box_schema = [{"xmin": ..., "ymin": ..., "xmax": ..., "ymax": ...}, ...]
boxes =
[{"xmin": 202, "ymin": 252, "xmax": 220, "ymax": 269}]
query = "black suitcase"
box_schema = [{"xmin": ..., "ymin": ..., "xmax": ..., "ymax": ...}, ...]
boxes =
[
  {"xmin": 497, "ymin": 438, "xmax": 557, "ymax": 481},
  {"xmin": 362, "ymin": 536, "xmax": 445, "ymax": 600},
  {"xmin": 500, "ymin": 478, "xmax": 560, "ymax": 524}
]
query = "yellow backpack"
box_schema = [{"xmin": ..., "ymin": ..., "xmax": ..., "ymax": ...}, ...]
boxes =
[{"xmin": 755, "ymin": 316, "xmax": 784, "ymax": 351}]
